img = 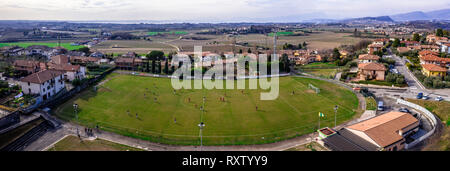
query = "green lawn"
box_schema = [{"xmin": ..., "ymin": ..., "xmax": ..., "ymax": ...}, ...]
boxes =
[
  {"xmin": 303, "ymin": 69, "xmax": 338, "ymax": 79},
  {"xmin": 407, "ymin": 99, "xmax": 450, "ymax": 151},
  {"xmin": 299, "ymin": 62, "xmax": 339, "ymax": 69},
  {"xmin": 54, "ymin": 74, "xmax": 358, "ymax": 145},
  {"xmin": 0, "ymin": 42, "xmax": 84, "ymax": 50},
  {"xmin": 365, "ymin": 97, "xmax": 377, "ymax": 110},
  {"xmin": 47, "ymin": 136, "xmax": 143, "ymax": 151}
]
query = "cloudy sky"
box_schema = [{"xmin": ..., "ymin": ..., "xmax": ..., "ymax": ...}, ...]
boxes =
[{"xmin": 0, "ymin": 0, "xmax": 449, "ymax": 22}]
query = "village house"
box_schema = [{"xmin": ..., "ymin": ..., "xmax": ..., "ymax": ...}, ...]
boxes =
[
  {"xmin": 339, "ymin": 50, "xmax": 350, "ymax": 59},
  {"xmin": 418, "ymin": 50, "xmax": 450, "ymax": 68},
  {"xmin": 18, "ymin": 70, "xmax": 66, "ymax": 101},
  {"xmin": 420, "ymin": 45, "xmax": 440, "ymax": 52},
  {"xmin": 358, "ymin": 62, "xmax": 387, "ymax": 81},
  {"xmin": 13, "ymin": 60, "xmax": 45, "ymax": 75},
  {"xmin": 345, "ymin": 112, "xmax": 419, "ymax": 151},
  {"xmin": 368, "ymin": 44, "xmax": 383, "ymax": 54},
  {"xmin": 400, "ymin": 41, "xmax": 420, "ymax": 46},
  {"xmin": 426, "ymin": 35, "xmax": 448, "ymax": 43},
  {"xmin": 441, "ymin": 43, "xmax": 450, "ymax": 54},
  {"xmin": 358, "ymin": 54, "xmax": 380, "ymax": 63},
  {"xmin": 70, "ymin": 56, "xmax": 100, "ymax": 65},
  {"xmin": 1, "ymin": 46, "xmax": 25, "ymax": 57},
  {"xmin": 90, "ymin": 51, "xmax": 105, "ymax": 58},
  {"xmin": 421, "ymin": 64, "xmax": 447, "ymax": 77},
  {"xmin": 115, "ymin": 57, "xmax": 143, "ymax": 70},
  {"xmin": 49, "ymin": 64, "xmax": 86, "ymax": 81},
  {"xmin": 373, "ymin": 38, "xmax": 389, "ymax": 46}
]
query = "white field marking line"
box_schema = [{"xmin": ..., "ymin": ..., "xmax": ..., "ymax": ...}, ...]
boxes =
[
  {"xmin": 42, "ymin": 134, "xmax": 70, "ymax": 151},
  {"xmin": 290, "ymin": 80, "xmax": 354, "ymax": 113},
  {"xmin": 293, "ymin": 79, "xmax": 354, "ymax": 112},
  {"xmin": 78, "ymin": 112, "xmax": 355, "ymax": 138}
]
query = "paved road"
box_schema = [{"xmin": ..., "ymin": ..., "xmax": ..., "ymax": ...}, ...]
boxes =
[{"xmin": 388, "ymin": 48, "xmax": 450, "ymax": 101}]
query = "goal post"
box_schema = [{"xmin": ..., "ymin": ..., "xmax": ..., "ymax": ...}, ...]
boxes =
[{"xmin": 309, "ymin": 84, "xmax": 320, "ymax": 94}]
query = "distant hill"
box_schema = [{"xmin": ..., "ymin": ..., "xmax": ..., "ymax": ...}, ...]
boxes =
[
  {"xmin": 341, "ymin": 16, "xmax": 394, "ymax": 23},
  {"xmin": 390, "ymin": 9, "xmax": 450, "ymax": 21}
]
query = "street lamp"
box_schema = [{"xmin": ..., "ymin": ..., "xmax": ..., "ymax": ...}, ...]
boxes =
[
  {"xmin": 198, "ymin": 122, "xmax": 205, "ymax": 151},
  {"xmin": 73, "ymin": 103, "xmax": 79, "ymax": 137},
  {"xmin": 334, "ymin": 105, "xmax": 339, "ymax": 129}
]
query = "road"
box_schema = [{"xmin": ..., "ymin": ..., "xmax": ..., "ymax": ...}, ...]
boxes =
[{"xmin": 388, "ymin": 48, "xmax": 450, "ymax": 101}]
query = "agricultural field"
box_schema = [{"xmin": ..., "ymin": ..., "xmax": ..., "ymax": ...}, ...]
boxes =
[
  {"xmin": 47, "ymin": 136, "xmax": 143, "ymax": 151},
  {"xmin": 148, "ymin": 31, "xmax": 188, "ymax": 36},
  {"xmin": 53, "ymin": 73, "xmax": 359, "ymax": 146},
  {"xmin": 91, "ymin": 40, "xmax": 178, "ymax": 54},
  {"xmin": 0, "ymin": 42, "xmax": 85, "ymax": 50}
]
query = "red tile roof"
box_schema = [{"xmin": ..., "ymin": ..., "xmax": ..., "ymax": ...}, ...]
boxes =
[
  {"xmin": 359, "ymin": 54, "xmax": 380, "ymax": 60},
  {"xmin": 19, "ymin": 69, "xmax": 64, "ymax": 84},
  {"xmin": 347, "ymin": 112, "xmax": 418, "ymax": 147},
  {"xmin": 421, "ymin": 64, "xmax": 447, "ymax": 72},
  {"xmin": 358, "ymin": 62, "xmax": 387, "ymax": 71}
]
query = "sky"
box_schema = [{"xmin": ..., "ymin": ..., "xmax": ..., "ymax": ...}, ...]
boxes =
[{"xmin": 0, "ymin": 0, "xmax": 449, "ymax": 22}]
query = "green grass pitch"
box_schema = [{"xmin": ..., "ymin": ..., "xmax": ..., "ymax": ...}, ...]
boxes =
[{"xmin": 54, "ymin": 73, "xmax": 359, "ymax": 145}]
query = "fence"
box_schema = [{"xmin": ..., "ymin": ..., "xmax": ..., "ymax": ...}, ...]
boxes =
[
  {"xmin": 20, "ymin": 67, "xmax": 116, "ymax": 114},
  {"xmin": 396, "ymin": 99, "xmax": 438, "ymax": 149}
]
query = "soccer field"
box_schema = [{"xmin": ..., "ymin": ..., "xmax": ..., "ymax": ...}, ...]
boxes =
[{"xmin": 54, "ymin": 73, "xmax": 359, "ymax": 145}]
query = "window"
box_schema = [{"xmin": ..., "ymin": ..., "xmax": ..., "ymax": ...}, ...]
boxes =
[{"xmin": 28, "ymin": 82, "xmax": 30, "ymax": 86}]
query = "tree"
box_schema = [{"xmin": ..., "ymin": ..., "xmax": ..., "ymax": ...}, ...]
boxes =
[
  {"xmin": 302, "ymin": 42, "xmax": 308, "ymax": 49},
  {"xmin": 147, "ymin": 51, "xmax": 164, "ymax": 73},
  {"xmin": 412, "ymin": 33, "xmax": 420, "ymax": 42},
  {"xmin": 392, "ymin": 38, "xmax": 400, "ymax": 48},
  {"xmin": 76, "ymin": 47, "xmax": 90, "ymax": 54},
  {"xmin": 436, "ymin": 28, "xmax": 444, "ymax": 37},
  {"xmin": 332, "ymin": 48, "xmax": 341, "ymax": 61},
  {"xmin": 298, "ymin": 43, "xmax": 303, "ymax": 49},
  {"xmin": 247, "ymin": 48, "xmax": 252, "ymax": 53}
]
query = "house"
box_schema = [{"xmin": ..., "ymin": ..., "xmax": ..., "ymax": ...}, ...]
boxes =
[
  {"xmin": 48, "ymin": 64, "xmax": 86, "ymax": 81},
  {"xmin": 427, "ymin": 35, "xmax": 448, "ymax": 43},
  {"xmin": 339, "ymin": 50, "xmax": 350, "ymax": 59},
  {"xmin": 122, "ymin": 52, "xmax": 138, "ymax": 58},
  {"xmin": 419, "ymin": 50, "xmax": 439, "ymax": 58},
  {"xmin": 368, "ymin": 44, "xmax": 383, "ymax": 54},
  {"xmin": 358, "ymin": 54, "xmax": 380, "ymax": 63},
  {"xmin": 358, "ymin": 62, "xmax": 387, "ymax": 81},
  {"xmin": 90, "ymin": 51, "xmax": 105, "ymax": 58},
  {"xmin": 50, "ymin": 55, "xmax": 69, "ymax": 65},
  {"xmin": 1, "ymin": 46, "xmax": 25, "ymax": 56},
  {"xmin": 397, "ymin": 47, "xmax": 410, "ymax": 54},
  {"xmin": 70, "ymin": 56, "xmax": 100, "ymax": 65},
  {"xmin": 18, "ymin": 70, "xmax": 66, "ymax": 101},
  {"xmin": 345, "ymin": 112, "xmax": 419, "ymax": 151},
  {"xmin": 13, "ymin": 60, "xmax": 44, "ymax": 74},
  {"xmin": 420, "ymin": 45, "xmax": 440, "ymax": 52},
  {"xmin": 441, "ymin": 43, "xmax": 450, "ymax": 54},
  {"xmin": 24, "ymin": 45, "xmax": 60, "ymax": 60},
  {"xmin": 421, "ymin": 64, "xmax": 447, "ymax": 77},
  {"xmin": 373, "ymin": 38, "xmax": 389, "ymax": 46},
  {"xmin": 400, "ymin": 41, "xmax": 420, "ymax": 46},
  {"xmin": 115, "ymin": 57, "xmax": 143, "ymax": 70}
]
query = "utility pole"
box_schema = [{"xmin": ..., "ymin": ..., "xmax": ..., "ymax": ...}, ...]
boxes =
[{"xmin": 334, "ymin": 105, "xmax": 339, "ymax": 129}]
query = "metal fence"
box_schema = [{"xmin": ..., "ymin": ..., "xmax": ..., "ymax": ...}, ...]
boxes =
[{"xmin": 396, "ymin": 99, "xmax": 438, "ymax": 149}]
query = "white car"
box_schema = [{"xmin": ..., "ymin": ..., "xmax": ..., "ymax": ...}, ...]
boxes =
[
  {"xmin": 422, "ymin": 95, "xmax": 430, "ymax": 100},
  {"xmin": 435, "ymin": 96, "xmax": 444, "ymax": 101}
]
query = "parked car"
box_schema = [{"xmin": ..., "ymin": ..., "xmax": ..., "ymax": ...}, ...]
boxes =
[
  {"xmin": 377, "ymin": 101, "xmax": 384, "ymax": 111},
  {"xmin": 399, "ymin": 107, "xmax": 411, "ymax": 114},
  {"xmin": 416, "ymin": 93, "xmax": 423, "ymax": 99},
  {"xmin": 435, "ymin": 96, "xmax": 444, "ymax": 101},
  {"xmin": 422, "ymin": 94, "xmax": 430, "ymax": 100}
]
